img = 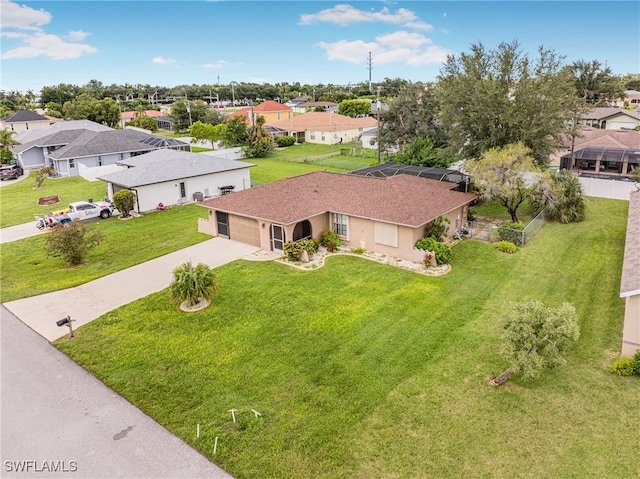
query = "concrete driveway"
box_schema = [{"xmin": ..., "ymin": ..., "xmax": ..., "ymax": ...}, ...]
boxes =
[
  {"xmin": 1, "ymin": 306, "xmax": 233, "ymax": 479},
  {"xmin": 3, "ymin": 237, "xmax": 265, "ymax": 341},
  {"xmin": 0, "ymin": 220, "xmax": 48, "ymax": 243}
]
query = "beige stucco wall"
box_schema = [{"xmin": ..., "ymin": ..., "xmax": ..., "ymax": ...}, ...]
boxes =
[
  {"xmin": 622, "ymin": 294, "xmax": 640, "ymax": 357},
  {"xmin": 251, "ymin": 111, "xmax": 292, "ymax": 126},
  {"xmin": 1, "ymin": 120, "xmax": 50, "ymax": 134}
]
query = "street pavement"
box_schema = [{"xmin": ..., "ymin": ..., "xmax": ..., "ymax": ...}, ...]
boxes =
[{"xmin": 1, "ymin": 306, "xmax": 234, "ymax": 479}]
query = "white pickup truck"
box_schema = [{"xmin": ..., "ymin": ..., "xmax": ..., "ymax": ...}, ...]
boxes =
[{"xmin": 36, "ymin": 200, "xmax": 115, "ymax": 229}]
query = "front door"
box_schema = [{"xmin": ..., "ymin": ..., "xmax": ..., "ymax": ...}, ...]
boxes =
[
  {"xmin": 270, "ymin": 224, "xmax": 285, "ymax": 252},
  {"xmin": 216, "ymin": 211, "xmax": 229, "ymax": 237}
]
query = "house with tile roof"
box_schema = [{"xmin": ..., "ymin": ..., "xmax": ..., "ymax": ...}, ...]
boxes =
[
  {"xmin": 199, "ymin": 170, "xmax": 476, "ymax": 262},
  {"xmin": 227, "ymin": 100, "xmax": 293, "ymax": 126},
  {"xmin": 118, "ymin": 109, "xmax": 165, "ymax": 128},
  {"xmin": 620, "ymin": 190, "xmax": 640, "ymax": 357},
  {"xmin": 580, "ymin": 107, "xmax": 640, "ymax": 130},
  {"xmin": 555, "ymin": 127, "xmax": 640, "ymax": 176},
  {"xmin": 98, "ymin": 149, "xmax": 254, "ymax": 212},
  {"xmin": 1, "ymin": 110, "xmax": 51, "ymax": 134},
  {"xmin": 13, "ymin": 122, "xmax": 189, "ymax": 178},
  {"xmin": 270, "ymin": 111, "xmax": 377, "ymax": 145}
]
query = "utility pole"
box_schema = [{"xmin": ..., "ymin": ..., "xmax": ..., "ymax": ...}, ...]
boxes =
[
  {"xmin": 367, "ymin": 51, "xmax": 373, "ymax": 92},
  {"xmin": 376, "ymin": 85, "xmax": 382, "ymax": 164}
]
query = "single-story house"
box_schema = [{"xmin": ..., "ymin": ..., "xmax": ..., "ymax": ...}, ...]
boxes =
[
  {"xmin": 98, "ymin": 149, "xmax": 255, "ymax": 212},
  {"xmin": 580, "ymin": 107, "xmax": 640, "ymax": 130},
  {"xmin": 1, "ymin": 110, "xmax": 51, "ymax": 133},
  {"xmin": 227, "ymin": 100, "xmax": 293, "ymax": 126},
  {"xmin": 611, "ymin": 90, "xmax": 640, "ymax": 108},
  {"xmin": 13, "ymin": 123, "xmax": 189, "ymax": 178},
  {"xmin": 620, "ymin": 190, "xmax": 640, "ymax": 357},
  {"xmin": 270, "ymin": 112, "xmax": 377, "ymax": 145},
  {"xmin": 199, "ymin": 171, "xmax": 476, "ymax": 262},
  {"xmin": 291, "ymin": 101, "xmax": 339, "ymax": 114},
  {"xmin": 119, "ymin": 110, "xmax": 165, "ymax": 128},
  {"xmin": 555, "ymin": 128, "xmax": 640, "ymax": 176}
]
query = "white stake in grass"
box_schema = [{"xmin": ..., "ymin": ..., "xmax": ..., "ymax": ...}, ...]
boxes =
[
  {"xmin": 229, "ymin": 409, "xmax": 237, "ymax": 423},
  {"xmin": 251, "ymin": 409, "xmax": 261, "ymax": 418},
  {"xmin": 197, "ymin": 423, "xmax": 200, "ymax": 438},
  {"xmin": 213, "ymin": 436, "xmax": 218, "ymax": 455}
]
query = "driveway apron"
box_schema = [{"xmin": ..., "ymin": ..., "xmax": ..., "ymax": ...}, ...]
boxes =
[{"xmin": 3, "ymin": 237, "xmax": 260, "ymax": 341}]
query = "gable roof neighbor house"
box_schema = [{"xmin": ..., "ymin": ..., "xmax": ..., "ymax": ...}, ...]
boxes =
[
  {"xmin": 1, "ymin": 109, "xmax": 51, "ymax": 133},
  {"xmin": 271, "ymin": 112, "xmax": 377, "ymax": 144},
  {"xmin": 99, "ymin": 149, "xmax": 255, "ymax": 212},
  {"xmin": 228, "ymin": 100, "xmax": 293, "ymax": 126}
]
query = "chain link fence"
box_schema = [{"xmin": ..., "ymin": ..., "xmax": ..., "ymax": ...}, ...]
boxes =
[{"xmin": 465, "ymin": 210, "xmax": 546, "ymax": 247}]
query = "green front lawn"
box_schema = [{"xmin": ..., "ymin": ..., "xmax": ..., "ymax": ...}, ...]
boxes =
[
  {"xmin": 56, "ymin": 197, "xmax": 639, "ymax": 479},
  {"xmin": 0, "ymin": 174, "xmax": 107, "ymax": 228},
  {"xmin": 0, "ymin": 204, "xmax": 208, "ymax": 302}
]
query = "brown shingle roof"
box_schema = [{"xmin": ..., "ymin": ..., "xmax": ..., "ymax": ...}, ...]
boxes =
[
  {"xmin": 621, "ymin": 190, "xmax": 640, "ymax": 297},
  {"xmin": 200, "ymin": 171, "xmax": 475, "ymax": 227},
  {"xmin": 582, "ymin": 107, "xmax": 640, "ymax": 121},
  {"xmin": 559, "ymin": 128, "xmax": 640, "ymax": 149},
  {"xmin": 271, "ymin": 112, "xmax": 377, "ymax": 132}
]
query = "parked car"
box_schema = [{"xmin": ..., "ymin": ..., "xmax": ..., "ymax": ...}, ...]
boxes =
[
  {"xmin": 35, "ymin": 200, "xmax": 115, "ymax": 229},
  {"xmin": 0, "ymin": 164, "xmax": 24, "ymax": 180}
]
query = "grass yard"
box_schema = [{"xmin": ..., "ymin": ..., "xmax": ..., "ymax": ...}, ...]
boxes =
[
  {"xmin": 0, "ymin": 204, "xmax": 208, "ymax": 302},
  {"xmin": 248, "ymin": 158, "xmax": 348, "ymax": 185},
  {"xmin": 56, "ymin": 197, "xmax": 639, "ymax": 479},
  {"xmin": 0, "ymin": 174, "xmax": 107, "ymax": 228}
]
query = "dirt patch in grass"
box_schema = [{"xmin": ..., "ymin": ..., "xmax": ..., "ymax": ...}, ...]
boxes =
[{"xmin": 38, "ymin": 195, "xmax": 60, "ymax": 206}]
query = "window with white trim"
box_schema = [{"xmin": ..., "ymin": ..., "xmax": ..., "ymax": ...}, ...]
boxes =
[
  {"xmin": 375, "ymin": 222, "xmax": 398, "ymax": 247},
  {"xmin": 310, "ymin": 131, "xmax": 316, "ymax": 140},
  {"xmin": 332, "ymin": 213, "xmax": 348, "ymax": 238}
]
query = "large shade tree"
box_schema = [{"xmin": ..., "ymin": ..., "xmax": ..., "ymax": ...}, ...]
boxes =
[
  {"xmin": 569, "ymin": 59, "xmax": 625, "ymax": 106},
  {"xmin": 436, "ymin": 40, "xmax": 577, "ymax": 166},
  {"xmin": 378, "ymin": 84, "xmax": 446, "ymax": 156}
]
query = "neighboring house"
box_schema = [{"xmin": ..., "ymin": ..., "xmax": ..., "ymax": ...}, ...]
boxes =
[
  {"xmin": 291, "ymin": 101, "xmax": 339, "ymax": 114},
  {"xmin": 620, "ymin": 190, "xmax": 640, "ymax": 357},
  {"xmin": 227, "ymin": 100, "xmax": 293, "ymax": 126},
  {"xmin": 199, "ymin": 170, "xmax": 475, "ymax": 261},
  {"xmin": 580, "ymin": 107, "xmax": 640, "ymax": 130},
  {"xmin": 98, "ymin": 149, "xmax": 255, "ymax": 212},
  {"xmin": 119, "ymin": 110, "xmax": 165, "ymax": 128},
  {"xmin": 270, "ymin": 112, "xmax": 377, "ymax": 145},
  {"xmin": 286, "ymin": 97, "xmax": 309, "ymax": 107},
  {"xmin": 611, "ymin": 90, "xmax": 640, "ymax": 108},
  {"xmin": 361, "ymin": 127, "xmax": 378, "ymax": 149},
  {"xmin": 13, "ymin": 123, "xmax": 189, "ymax": 178},
  {"xmin": 1, "ymin": 110, "xmax": 51, "ymax": 133},
  {"xmin": 554, "ymin": 127, "xmax": 640, "ymax": 176}
]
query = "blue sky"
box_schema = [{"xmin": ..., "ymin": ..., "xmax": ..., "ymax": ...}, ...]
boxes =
[{"xmin": 1, "ymin": 1, "xmax": 639, "ymax": 93}]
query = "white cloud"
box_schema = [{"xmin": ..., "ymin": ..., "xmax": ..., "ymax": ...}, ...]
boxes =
[
  {"xmin": 0, "ymin": 0, "xmax": 51, "ymax": 30},
  {"xmin": 300, "ymin": 4, "xmax": 432, "ymax": 31},
  {"xmin": 1, "ymin": 1, "xmax": 97, "ymax": 60},
  {"xmin": 317, "ymin": 30, "xmax": 451, "ymax": 66},
  {"xmin": 152, "ymin": 56, "xmax": 176, "ymax": 65},
  {"xmin": 1, "ymin": 32, "xmax": 97, "ymax": 60},
  {"xmin": 67, "ymin": 30, "xmax": 90, "ymax": 41},
  {"xmin": 202, "ymin": 60, "xmax": 229, "ymax": 69}
]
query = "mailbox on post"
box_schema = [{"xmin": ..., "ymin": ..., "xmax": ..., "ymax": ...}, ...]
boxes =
[{"xmin": 56, "ymin": 315, "xmax": 75, "ymax": 338}]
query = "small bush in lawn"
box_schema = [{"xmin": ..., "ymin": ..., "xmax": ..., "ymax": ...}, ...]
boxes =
[
  {"xmin": 415, "ymin": 237, "xmax": 452, "ymax": 265},
  {"xmin": 498, "ymin": 221, "xmax": 524, "ymax": 245},
  {"xmin": 45, "ymin": 220, "xmax": 104, "ymax": 266},
  {"xmin": 320, "ymin": 230, "xmax": 343, "ymax": 252},
  {"xmin": 495, "ymin": 241, "xmax": 519, "ymax": 254},
  {"xmin": 276, "ymin": 135, "xmax": 296, "ymax": 147},
  {"xmin": 424, "ymin": 215, "xmax": 450, "ymax": 242},
  {"xmin": 610, "ymin": 357, "xmax": 636, "ymax": 376},
  {"xmin": 352, "ymin": 247, "xmax": 365, "ymax": 255}
]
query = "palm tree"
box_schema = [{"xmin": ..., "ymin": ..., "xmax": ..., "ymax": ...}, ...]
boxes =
[
  {"xmin": 0, "ymin": 129, "xmax": 19, "ymax": 164},
  {"xmin": 169, "ymin": 261, "xmax": 218, "ymax": 310}
]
